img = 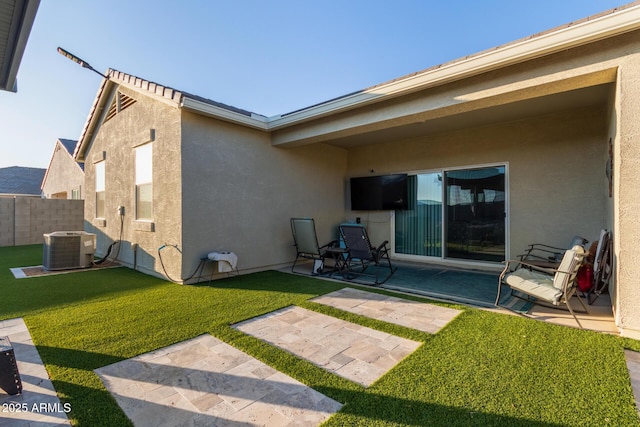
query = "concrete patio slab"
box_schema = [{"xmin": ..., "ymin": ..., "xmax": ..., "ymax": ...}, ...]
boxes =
[
  {"xmin": 234, "ymin": 305, "xmax": 422, "ymax": 387},
  {"xmin": 311, "ymin": 287, "xmax": 462, "ymax": 333},
  {"xmin": 0, "ymin": 318, "xmax": 70, "ymax": 427},
  {"xmin": 95, "ymin": 334, "xmax": 341, "ymax": 426}
]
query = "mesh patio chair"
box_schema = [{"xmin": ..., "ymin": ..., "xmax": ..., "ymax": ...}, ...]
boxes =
[
  {"xmin": 290, "ymin": 218, "xmax": 338, "ymax": 275},
  {"xmin": 495, "ymin": 245, "xmax": 588, "ymax": 328},
  {"xmin": 339, "ymin": 224, "xmax": 396, "ymax": 285}
]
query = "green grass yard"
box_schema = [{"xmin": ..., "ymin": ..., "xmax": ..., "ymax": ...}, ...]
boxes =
[{"xmin": 1, "ymin": 244, "xmax": 639, "ymax": 426}]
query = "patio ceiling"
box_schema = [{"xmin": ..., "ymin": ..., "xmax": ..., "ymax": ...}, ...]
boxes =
[{"xmin": 291, "ymin": 83, "xmax": 614, "ymax": 149}]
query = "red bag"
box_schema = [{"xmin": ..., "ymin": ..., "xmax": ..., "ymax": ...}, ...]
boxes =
[{"xmin": 576, "ymin": 264, "xmax": 594, "ymax": 292}]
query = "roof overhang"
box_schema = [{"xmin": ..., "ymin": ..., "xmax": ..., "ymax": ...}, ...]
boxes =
[
  {"xmin": 264, "ymin": 2, "xmax": 640, "ymax": 130},
  {"xmin": 74, "ymin": 2, "xmax": 640, "ymax": 156},
  {"xmin": 0, "ymin": 0, "xmax": 40, "ymax": 92},
  {"xmin": 181, "ymin": 97, "xmax": 269, "ymax": 130}
]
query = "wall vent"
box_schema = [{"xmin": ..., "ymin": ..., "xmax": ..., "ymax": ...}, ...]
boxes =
[{"xmin": 104, "ymin": 91, "xmax": 137, "ymax": 123}]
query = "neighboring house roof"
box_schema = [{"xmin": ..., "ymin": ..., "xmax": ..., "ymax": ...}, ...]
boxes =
[
  {"xmin": 0, "ymin": 0, "xmax": 40, "ymax": 92},
  {"xmin": 57, "ymin": 138, "xmax": 83, "ymax": 171},
  {"xmin": 75, "ymin": 1, "xmax": 640, "ymax": 160},
  {"xmin": 0, "ymin": 166, "xmax": 45, "ymax": 196},
  {"xmin": 41, "ymin": 138, "xmax": 83, "ymax": 193}
]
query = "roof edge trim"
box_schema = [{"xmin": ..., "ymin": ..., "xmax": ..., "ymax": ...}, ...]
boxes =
[
  {"xmin": 181, "ymin": 97, "xmax": 269, "ymax": 130},
  {"xmin": 266, "ymin": 3, "xmax": 640, "ymax": 129}
]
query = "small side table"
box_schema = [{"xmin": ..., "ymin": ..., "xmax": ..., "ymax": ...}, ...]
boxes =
[
  {"xmin": 326, "ymin": 247, "xmax": 350, "ymax": 278},
  {"xmin": 0, "ymin": 336, "xmax": 22, "ymax": 395}
]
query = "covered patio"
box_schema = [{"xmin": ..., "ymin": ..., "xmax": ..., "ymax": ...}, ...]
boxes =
[{"xmin": 288, "ymin": 259, "xmax": 617, "ymax": 334}]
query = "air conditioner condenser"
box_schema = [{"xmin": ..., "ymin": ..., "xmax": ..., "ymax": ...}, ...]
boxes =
[{"xmin": 43, "ymin": 231, "xmax": 96, "ymax": 271}]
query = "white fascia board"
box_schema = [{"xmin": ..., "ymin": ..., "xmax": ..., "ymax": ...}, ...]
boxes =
[
  {"xmin": 181, "ymin": 97, "xmax": 269, "ymax": 130},
  {"xmin": 267, "ymin": 4, "xmax": 640, "ymax": 130}
]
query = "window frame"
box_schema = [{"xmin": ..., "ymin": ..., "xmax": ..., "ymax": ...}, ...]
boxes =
[
  {"xmin": 95, "ymin": 161, "xmax": 105, "ymax": 219},
  {"xmin": 135, "ymin": 143, "xmax": 153, "ymax": 221}
]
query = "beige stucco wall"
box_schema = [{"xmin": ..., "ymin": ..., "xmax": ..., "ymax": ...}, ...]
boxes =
[
  {"xmin": 346, "ymin": 105, "xmax": 609, "ymax": 260},
  {"xmin": 614, "ymin": 51, "xmax": 640, "ymax": 339},
  {"xmin": 42, "ymin": 142, "xmax": 84, "ymax": 199},
  {"xmin": 83, "ymin": 86, "xmax": 183, "ymax": 279},
  {"xmin": 179, "ymin": 112, "xmax": 348, "ymax": 281}
]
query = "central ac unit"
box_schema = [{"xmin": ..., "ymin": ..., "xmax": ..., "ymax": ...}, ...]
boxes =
[{"xmin": 43, "ymin": 231, "xmax": 96, "ymax": 270}]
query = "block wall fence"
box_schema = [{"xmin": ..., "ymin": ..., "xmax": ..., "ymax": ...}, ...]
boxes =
[{"xmin": 0, "ymin": 197, "xmax": 84, "ymax": 247}]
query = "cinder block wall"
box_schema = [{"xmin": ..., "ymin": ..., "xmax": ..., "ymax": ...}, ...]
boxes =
[{"xmin": 0, "ymin": 197, "xmax": 84, "ymax": 246}]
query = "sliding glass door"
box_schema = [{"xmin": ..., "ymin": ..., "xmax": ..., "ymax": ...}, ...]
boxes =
[
  {"xmin": 395, "ymin": 173, "xmax": 443, "ymax": 257},
  {"xmin": 394, "ymin": 165, "xmax": 506, "ymax": 263}
]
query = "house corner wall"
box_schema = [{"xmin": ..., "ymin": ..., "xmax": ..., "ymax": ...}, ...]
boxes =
[
  {"xmin": 83, "ymin": 88, "xmax": 183, "ymax": 280},
  {"xmin": 614, "ymin": 53, "xmax": 640, "ymax": 339}
]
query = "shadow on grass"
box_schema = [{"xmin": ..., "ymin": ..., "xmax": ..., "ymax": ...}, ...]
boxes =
[
  {"xmin": 0, "ymin": 266, "xmax": 168, "ymax": 319},
  {"xmin": 39, "ymin": 343, "xmax": 564, "ymax": 427}
]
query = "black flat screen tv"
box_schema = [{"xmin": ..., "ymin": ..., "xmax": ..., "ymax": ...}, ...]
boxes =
[{"xmin": 350, "ymin": 174, "xmax": 408, "ymax": 211}]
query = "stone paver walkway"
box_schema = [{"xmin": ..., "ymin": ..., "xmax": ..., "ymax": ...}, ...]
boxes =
[
  {"xmin": 0, "ymin": 318, "xmax": 70, "ymax": 427},
  {"xmin": 95, "ymin": 334, "xmax": 341, "ymax": 426},
  {"xmin": 4, "ymin": 286, "xmax": 640, "ymax": 426},
  {"xmin": 625, "ymin": 350, "xmax": 640, "ymax": 416},
  {"xmin": 234, "ymin": 305, "xmax": 421, "ymax": 387},
  {"xmin": 311, "ymin": 287, "xmax": 461, "ymax": 333}
]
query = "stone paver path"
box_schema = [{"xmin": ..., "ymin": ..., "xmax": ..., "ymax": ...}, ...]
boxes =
[
  {"xmin": 625, "ymin": 350, "xmax": 640, "ymax": 416},
  {"xmin": 0, "ymin": 318, "xmax": 70, "ymax": 427},
  {"xmin": 312, "ymin": 287, "xmax": 461, "ymax": 333},
  {"xmin": 234, "ymin": 306, "xmax": 422, "ymax": 387},
  {"xmin": 95, "ymin": 334, "xmax": 341, "ymax": 426}
]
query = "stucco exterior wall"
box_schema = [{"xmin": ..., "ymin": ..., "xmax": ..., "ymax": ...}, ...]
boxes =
[
  {"xmin": 83, "ymin": 86, "xmax": 182, "ymax": 279},
  {"xmin": 614, "ymin": 51, "xmax": 640, "ymax": 338},
  {"xmin": 179, "ymin": 112, "xmax": 348, "ymax": 280},
  {"xmin": 42, "ymin": 143, "xmax": 84, "ymax": 199},
  {"xmin": 346, "ymin": 105, "xmax": 609, "ymax": 262}
]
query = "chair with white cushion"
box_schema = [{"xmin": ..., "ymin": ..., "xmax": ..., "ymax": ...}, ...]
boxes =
[{"xmin": 495, "ymin": 245, "xmax": 588, "ymax": 328}]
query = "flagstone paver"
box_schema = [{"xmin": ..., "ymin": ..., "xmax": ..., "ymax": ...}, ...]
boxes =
[
  {"xmin": 95, "ymin": 334, "xmax": 341, "ymax": 426},
  {"xmin": 0, "ymin": 318, "xmax": 70, "ymax": 427},
  {"xmin": 625, "ymin": 350, "xmax": 640, "ymax": 416},
  {"xmin": 311, "ymin": 287, "xmax": 461, "ymax": 333},
  {"xmin": 234, "ymin": 306, "xmax": 422, "ymax": 387}
]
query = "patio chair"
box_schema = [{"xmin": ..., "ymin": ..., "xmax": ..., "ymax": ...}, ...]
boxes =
[
  {"xmin": 339, "ymin": 224, "xmax": 396, "ymax": 285},
  {"xmin": 495, "ymin": 245, "xmax": 588, "ymax": 328},
  {"xmin": 583, "ymin": 229, "xmax": 613, "ymax": 305},
  {"xmin": 290, "ymin": 218, "xmax": 338, "ymax": 275},
  {"xmin": 519, "ymin": 235, "xmax": 588, "ymax": 265}
]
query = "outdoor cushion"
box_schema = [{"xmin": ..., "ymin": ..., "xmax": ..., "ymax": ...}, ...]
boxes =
[{"xmin": 504, "ymin": 269, "xmax": 562, "ymax": 304}]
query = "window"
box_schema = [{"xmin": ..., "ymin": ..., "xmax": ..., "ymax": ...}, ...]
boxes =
[
  {"xmin": 71, "ymin": 187, "xmax": 81, "ymax": 200},
  {"xmin": 95, "ymin": 161, "xmax": 105, "ymax": 218},
  {"xmin": 135, "ymin": 143, "xmax": 153, "ymax": 220}
]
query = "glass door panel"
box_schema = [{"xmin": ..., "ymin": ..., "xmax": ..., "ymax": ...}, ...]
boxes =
[
  {"xmin": 444, "ymin": 167, "xmax": 505, "ymax": 262},
  {"xmin": 394, "ymin": 173, "xmax": 442, "ymax": 257}
]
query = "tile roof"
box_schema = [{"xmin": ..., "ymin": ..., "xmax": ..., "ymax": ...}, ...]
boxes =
[
  {"xmin": 0, "ymin": 166, "xmax": 45, "ymax": 195},
  {"xmin": 108, "ymin": 69, "xmax": 255, "ymax": 117},
  {"xmin": 75, "ymin": 1, "xmax": 640, "ymax": 155}
]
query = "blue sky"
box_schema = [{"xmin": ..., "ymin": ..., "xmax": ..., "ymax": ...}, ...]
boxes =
[{"xmin": 0, "ymin": 0, "xmax": 631, "ymax": 169}]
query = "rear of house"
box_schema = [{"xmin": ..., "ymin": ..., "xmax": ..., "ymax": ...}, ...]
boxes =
[{"xmin": 73, "ymin": 3, "xmax": 640, "ymax": 338}]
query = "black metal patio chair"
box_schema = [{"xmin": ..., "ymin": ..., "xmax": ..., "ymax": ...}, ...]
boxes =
[{"xmin": 339, "ymin": 224, "xmax": 396, "ymax": 285}]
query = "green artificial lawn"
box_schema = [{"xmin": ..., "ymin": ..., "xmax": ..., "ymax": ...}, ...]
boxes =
[{"xmin": 1, "ymin": 244, "xmax": 639, "ymax": 426}]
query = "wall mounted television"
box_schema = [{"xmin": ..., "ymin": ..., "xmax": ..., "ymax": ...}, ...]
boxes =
[{"xmin": 350, "ymin": 174, "xmax": 408, "ymax": 211}]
